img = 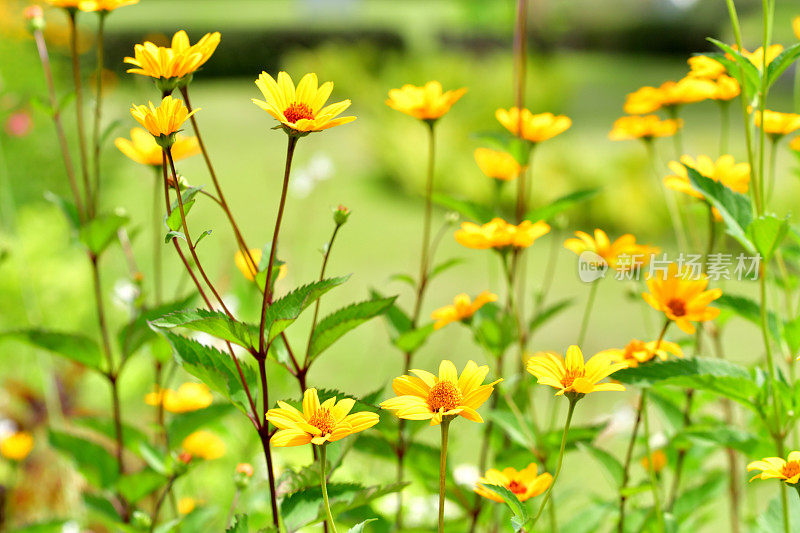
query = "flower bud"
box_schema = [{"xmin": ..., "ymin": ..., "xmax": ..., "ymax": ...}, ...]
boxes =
[
  {"xmin": 333, "ymin": 204, "xmax": 350, "ymax": 226},
  {"xmin": 24, "ymin": 5, "xmax": 45, "ymax": 32},
  {"xmin": 234, "ymin": 462, "xmax": 253, "ymax": 489}
]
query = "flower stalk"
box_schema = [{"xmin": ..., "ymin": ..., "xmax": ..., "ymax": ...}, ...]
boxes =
[
  {"xmin": 438, "ymin": 417, "xmax": 452, "ymax": 533},
  {"xmin": 67, "ymin": 10, "xmax": 93, "ymax": 217},
  {"xmin": 319, "ymin": 445, "xmax": 338, "ymax": 533}
]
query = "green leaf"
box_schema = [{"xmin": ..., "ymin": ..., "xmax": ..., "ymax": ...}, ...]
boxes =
[
  {"xmin": 83, "ymin": 493, "xmax": 120, "ymax": 522},
  {"xmin": 9, "ymin": 520, "xmax": 70, "ymax": 532},
  {"xmin": 165, "ymin": 187, "xmax": 202, "ymax": 232},
  {"xmin": 577, "ymin": 442, "xmax": 624, "ymax": 487},
  {"xmin": 100, "ymin": 119, "xmax": 123, "ymax": 148},
  {"xmin": 429, "ymin": 258, "xmax": 465, "ymax": 281},
  {"xmin": 482, "ymin": 484, "xmax": 529, "ymax": 532},
  {"xmin": 44, "ymin": 191, "xmax": 80, "ymax": 230},
  {"xmin": 79, "ymin": 210, "xmax": 129, "ymax": 255},
  {"xmin": 116, "ymin": 469, "xmax": 165, "ymax": 503},
  {"xmin": 71, "ymin": 416, "xmax": 149, "ymax": 450},
  {"xmin": 370, "ymin": 289, "xmax": 412, "ymax": 338},
  {"xmin": 676, "ymin": 424, "xmax": 769, "ymax": 456},
  {"xmin": 393, "ymin": 323, "xmax": 434, "ymax": 353},
  {"xmin": 613, "ymin": 357, "xmax": 758, "ymax": 407},
  {"xmin": 388, "ymin": 273, "xmax": 415, "ymax": 288},
  {"xmin": 707, "ymin": 39, "xmax": 762, "ymax": 91},
  {"xmin": 685, "ymin": 164, "xmax": 754, "ymax": 252},
  {"xmin": 757, "ymin": 491, "xmax": 800, "ymax": 532},
  {"xmin": 165, "ymin": 230, "xmax": 185, "ymax": 243},
  {"xmin": 308, "ymin": 296, "xmax": 397, "ymax": 361},
  {"xmin": 263, "ymin": 277, "xmax": 349, "ymax": 343},
  {"xmin": 49, "ymin": 430, "xmax": 119, "ymax": 488},
  {"xmin": 136, "ymin": 440, "xmax": 168, "ymax": 476},
  {"xmin": 117, "ymin": 294, "xmax": 196, "ymax": 358},
  {"xmin": 485, "ymin": 410, "xmax": 534, "ymax": 449},
  {"xmin": 167, "ymin": 404, "xmax": 235, "ymax": 444},
  {"xmin": 671, "ymin": 475, "xmax": 725, "ymax": 521},
  {"xmin": 748, "ymin": 214, "xmax": 788, "ymax": 261},
  {"xmin": 784, "ymin": 316, "xmax": 800, "ymax": 354},
  {"xmin": 151, "ymin": 309, "xmax": 259, "ymax": 351},
  {"xmin": 526, "ymin": 188, "xmax": 600, "ymax": 222},
  {"xmin": 194, "ymin": 229, "xmax": 213, "ymax": 246},
  {"xmin": 153, "ymin": 329, "xmax": 258, "ymax": 416},
  {"xmin": 432, "ymin": 193, "xmax": 494, "ymax": 223},
  {"xmin": 717, "ymin": 293, "xmax": 781, "ymax": 340},
  {"xmin": 765, "ymin": 43, "xmax": 800, "ymax": 88},
  {"xmin": 529, "ymin": 298, "xmax": 573, "ymax": 333},
  {"xmin": 226, "ymin": 514, "xmax": 249, "ymax": 532},
  {"xmin": 0, "ymin": 329, "xmax": 104, "ymax": 372},
  {"xmin": 347, "ymin": 519, "xmax": 377, "ymax": 533}
]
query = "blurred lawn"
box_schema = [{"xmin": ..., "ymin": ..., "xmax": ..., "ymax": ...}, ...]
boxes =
[{"xmin": 2, "ymin": 3, "xmax": 800, "ymax": 528}]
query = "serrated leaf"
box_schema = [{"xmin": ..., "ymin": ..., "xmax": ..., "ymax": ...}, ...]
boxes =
[
  {"xmin": 431, "ymin": 193, "xmax": 494, "ymax": 223},
  {"xmin": 685, "ymin": 164, "xmax": 754, "ymax": 252},
  {"xmin": 482, "ymin": 484, "xmax": 529, "ymax": 532},
  {"xmin": 152, "ymin": 329, "xmax": 258, "ymax": 416},
  {"xmin": 525, "ymin": 188, "xmax": 600, "ymax": 222},
  {"xmin": 263, "ymin": 276, "xmax": 349, "ymax": 343},
  {"xmin": 49, "ymin": 430, "xmax": 119, "ymax": 489},
  {"xmin": 577, "ymin": 442, "xmax": 623, "ymax": 487},
  {"xmin": 151, "ymin": 309, "xmax": 259, "ymax": 351},
  {"xmin": 165, "ymin": 187, "xmax": 202, "ymax": 232},
  {"xmin": 748, "ymin": 214, "xmax": 788, "ymax": 261},
  {"xmin": 226, "ymin": 514, "xmax": 249, "ymax": 532},
  {"xmin": 308, "ymin": 296, "xmax": 396, "ymax": 361},
  {"xmin": 79, "ymin": 211, "xmax": 129, "ymax": 255},
  {"xmin": 0, "ymin": 329, "xmax": 104, "ymax": 372}
]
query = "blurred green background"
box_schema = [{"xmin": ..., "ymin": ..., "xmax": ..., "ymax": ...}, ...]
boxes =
[{"xmin": 1, "ymin": 0, "xmax": 800, "ymax": 530}]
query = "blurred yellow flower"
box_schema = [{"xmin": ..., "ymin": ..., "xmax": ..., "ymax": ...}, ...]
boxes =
[
  {"xmin": 0, "ymin": 431, "xmax": 34, "ymax": 461},
  {"xmin": 234, "ymin": 248, "xmax": 287, "ymax": 282},
  {"xmin": 687, "ymin": 55, "xmax": 727, "ymax": 79},
  {"xmin": 748, "ymin": 451, "xmax": 800, "ymax": 484},
  {"xmin": 563, "ymin": 229, "xmax": 659, "ymax": 272},
  {"xmin": 475, "ymin": 463, "xmax": 552, "ymax": 502},
  {"xmin": 46, "ymin": 0, "xmax": 83, "ymax": 7},
  {"xmin": 664, "ymin": 155, "xmax": 750, "ymax": 220},
  {"xmin": 125, "ymin": 30, "xmax": 220, "ymax": 82},
  {"xmin": 178, "ymin": 497, "xmax": 198, "ymax": 514},
  {"xmin": 385, "ymin": 81, "xmax": 467, "ymax": 121},
  {"xmin": 659, "ymin": 77, "xmax": 717, "ymax": 106},
  {"xmin": 431, "ymin": 291, "xmax": 498, "ymax": 330},
  {"xmin": 734, "ymin": 44, "xmax": 783, "ymax": 70},
  {"xmin": 78, "ymin": 0, "xmax": 138, "ymax": 11},
  {"xmin": 526, "ymin": 345, "xmax": 627, "ymax": 398},
  {"xmin": 181, "ymin": 430, "xmax": 225, "ymax": 460},
  {"xmin": 608, "ymin": 115, "xmax": 682, "ymax": 141},
  {"xmin": 641, "ymin": 450, "xmax": 667, "ymax": 474},
  {"xmin": 381, "ymin": 360, "xmax": 501, "ymax": 425},
  {"xmin": 794, "ymin": 17, "xmax": 800, "ymax": 40},
  {"xmin": 495, "ymin": 108, "xmax": 571, "ymax": 143},
  {"xmin": 115, "ymin": 127, "xmax": 199, "ymax": 166},
  {"xmin": 623, "ymin": 86, "xmax": 663, "ymax": 115},
  {"xmin": 454, "ymin": 218, "xmax": 550, "ymax": 250},
  {"xmin": 253, "ymin": 72, "xmax": 355, "ymax": 134},
  {"xmin": 754, "ymin": 109, "xmax": 800, "ymax": 137},
  {"xmin": 597, "ymin": 339, "xmax": 683, "ymax": 368},
  {"xmin": 642, "ymin": 263, "xmax": 722, "ymax": 334},
  {"xmin": 712, "ymin": 75, "xmax": 740, "ymax": 101},
  {"xmin": 790, "ymin": 136, "xmax": 800, "ymax": 151},
  {"xmin": 145, "ymin": 382, "xmax": 213, "ymax": 413},
  {"xmin": 474, "ymin": 148, "xmax": 523, "ymax": 181},
  {"xmin": 236, "ymin": 463, "xmax": 254, "ymax": 477},
  {"xmin": 130, "ymin": 95, "xmax": 198, "ymax": 141},
  {"xmin": 266, "ymin": 388, "xmax": 379, "ymax": 446}
]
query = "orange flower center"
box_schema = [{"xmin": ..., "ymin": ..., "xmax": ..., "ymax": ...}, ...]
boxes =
[
  {"xmin": 284, "ymin": 102, "xmax": 314, "ymax": 123},
  {"xmin": 308, "ymin": 408, "xmax": 335, "ymax": 435},
  {"xmin": 781, "ymin": 461, "xmax": 800, "ymax": 480},
  {"xmin": 666, "ymin": 298, "xmax": 687, "ymax": 317},
  {"xmin": 427, "ymin": 381, "xmax": 463, "ymax": 411},
  {"xmin": 624, "ymin": 340, "xmax": 646, "ymax": 359},
  {"xmin": 507, "ymin": 480, "xmax": 526, "ymax": 495},
  {"xmin": 561, "ymin": 367, "xmax": 584, "ymax": 389}
]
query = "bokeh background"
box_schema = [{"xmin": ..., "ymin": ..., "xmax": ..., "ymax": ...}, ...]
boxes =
[{"xmin": 1, "ymin": 0, "xmax": 799, "ymax": 530}]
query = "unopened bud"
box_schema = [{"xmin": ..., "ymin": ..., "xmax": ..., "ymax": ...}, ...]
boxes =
[
  {"xmin": 333, "ymin": 204, "xmax": 350, "ymax": 226},
  {"xmin": 234, "ymin": 462, "xmax": 253, "ymax": 489},
  {"xmin": 24, "ymin": 5, "xmax": 45, "ymax": 32}
]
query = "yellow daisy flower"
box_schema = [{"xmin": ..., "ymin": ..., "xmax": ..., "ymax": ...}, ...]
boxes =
[
  {"xmin": 46, "ymin": 0, "xmax": 83, "ymax": 8},
  {"xmin": 253, "ymin": 72, "xmax": 355, "ymax": 134},
  {"xmin": 380, "ymin": 360, "xmax": 501, "ymax": 425},
  {"xmin": 474, "ymin": 148, "xmax": 523, "ymax": 181},
  {"xmin": 178, "ymin": 497, "xmax": 199, "ymax": 515},
  {"xmin": 144, "ymin": 382, "xmax": 213, "ymax": 413},
  {"xmin": 609, "ymin": 115, "xmax": 682, "ymax": 141},
  {"xmin": 664, "ymin": 154, "xmax": 750, "ymax": 220},
  {"xmin": 495, "ymin": 108, "xmax": 571, "ymax": 143},
  {"xmin": 124, "ymin": 31, "xmax": 220, "ymax": 86},
  {"xmin": 0, "ymin": 431, "xmax": 34, "ymax": 461},
  {"xmin": 563, "ymin": 229, "xmax": 659, "ymax": 272},
  {"xmin": 624, "ymin": 86, "xmax": 663, "ymax": 115},
  {"xmin": 385, "ymin": 81, "xmax": 467, "ymax": 121},
  {"xmin": 659, "ymin": 77, "xmax": 717, "ymax": 107},
  {"xmin": 454, "ymin": 218, "xmax": 550, "ymax": 251},
  {"xmin": 475, "ymin": 463, "xmax": 552, "ymax": 503},
  {"xmin": 181, "ymin": 430, "xmax": 225, "ymax": 460},
  {"xmin": 526, "ymin": 345, "xmax": 627, "ymax": 398},
  {"xmin": 596, "ymin": 339, "xmax": 683, "ymax": 368},
  {"xmin": 754, "ymin": 109, "xmax": 800, "ymax": 137},
  {"xmin": 748, "ymin": 451, "xmax": 800, "ymax": 484},
  {"xmin": 115, "ymin": 127, "xmax": 199, "ymax": 166},
  {"xmin": 712, "ymin": 75, "xmax": 740, "ymax": 101},
  {"xmin": 266, "ymin": 388, "xmax": 379, "ymax": 447},
  {"xmin": 130, "ymin": 95, "xmax": 198, "ymax": 146},
  {"xmin": 78, "ymin": 0, "xmax": 138, "ymax": 11},
  {"xmin": 687, "ymin": 55, "xmax": 727, "ymax": 79},
  {"xmin": 641, "ymin": 263, "xmax": 722, "ymax": 335},
  {"xmin": 431, "ymin": 291, "xmax": 498, "ymax": 330}
]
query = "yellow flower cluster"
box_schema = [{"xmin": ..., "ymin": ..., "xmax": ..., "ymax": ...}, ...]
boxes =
[
  {"xmin": 454, "ymin": 218, "xmax": 550, "ymax": 251},
  {"xmin": 431, "ymin": 291, "xmax": 497, "ymax": 330}
]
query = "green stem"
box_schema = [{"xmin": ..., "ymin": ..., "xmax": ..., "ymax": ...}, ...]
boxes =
[
  {"xmin": 644, "ymin": 139, "xmax": 688, "ymax": 251},
  {"xmin": 765, "ymin": 137, "xmax": 779, "ymax": 203},
  {"xmin": 438, "ymin": 418, "xmax": 452, "ymax": 533},
  {"xmin": 577, "ymin": 279, "xmax": 600, "ymax": 346},
  {"xmin": 641, "ymin": 390, "xmax": 665, "ymax": 532},
  {"xmin": 319, "ymin": 445, "xmax": 338, "ymax": 533},
  {"xmin": 719, "ymin": 101, "xmax": 730, "ymax": 155},
  {"xmin": 67, "ymin": 10, "xmax": 92, "ymax": 217},
  {"xmin": 91, "ymin": 12, "xmax": 106, "ymax": 212},
  {"xmin": 618, "ymin": 394, "xmax": 644, "ymax": 533},
  {"xmin": 152, "ymin": 167, "xmax": 163, "ymax": 304},
  {"xmin": 303, "ymin": 223, "xmax": 342, "ymax": 370},
  {"xmin": 530, "ymin": 398, "xmax": 577, "ymax": 527},
  {"xmin": 665, "ymin": 106, "xmax": 683, "ymax": 159}
]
